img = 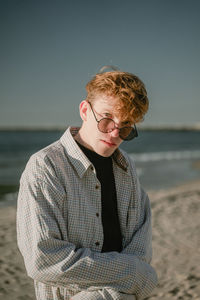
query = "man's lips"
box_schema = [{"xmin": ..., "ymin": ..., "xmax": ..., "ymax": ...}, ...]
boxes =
[{"xmin": 100, "ymin": 139, "xmax": 117, "ymax": 146}]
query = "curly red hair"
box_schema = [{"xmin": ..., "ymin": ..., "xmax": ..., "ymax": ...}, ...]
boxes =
[{"xmin": 86, "ymin": 71, "xmax": 149, "ymax": 123}]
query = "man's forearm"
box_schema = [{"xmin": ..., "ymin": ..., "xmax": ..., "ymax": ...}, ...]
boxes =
[
  {"xmin": 21, "ymin": 238, "xmax": 156, "ymax": 298},
  {"xmin": 70, "ymin": 289, "xmax": 137, "ymax": 300}
]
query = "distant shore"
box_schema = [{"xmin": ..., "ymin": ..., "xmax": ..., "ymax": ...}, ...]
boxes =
[
  {"xmin": 0, "ymin": 180, "xmax": 200, "ymax": 299},
  {"xmin": 0, "ymin": 185, "xmax": 19, "ymax": 201},
  {"xmin": 0, "ymin": 125, "xmax": 200, "ymax": 131}
]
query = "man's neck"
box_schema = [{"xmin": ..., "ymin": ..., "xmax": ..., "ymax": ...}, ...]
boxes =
[{"xmin": 74, "ymin": 128, "xmax": 94, "ymax": 152}]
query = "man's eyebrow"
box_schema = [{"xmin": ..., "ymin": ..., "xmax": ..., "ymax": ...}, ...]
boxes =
[
  {"xmin": 100, "ymin": 109, "xmax": 112, "ymax": 115},
  {"xmin": 104, "ymin": 111, "xmax": 112, "ymax": 114}
]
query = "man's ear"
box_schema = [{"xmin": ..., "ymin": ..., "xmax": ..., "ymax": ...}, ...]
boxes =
[{"xmin": 79, "ymin": 100, "xmax": 89, "ymax": 121}]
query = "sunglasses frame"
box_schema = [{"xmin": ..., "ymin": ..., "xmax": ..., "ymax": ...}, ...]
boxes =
[{"xmin": 88, "ymin": 101, "xmax": 138, "ymax": 141}]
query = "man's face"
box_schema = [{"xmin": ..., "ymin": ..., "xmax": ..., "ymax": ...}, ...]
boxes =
[{"xmin": 79, "ymin": 95, "xmax": 128, "ymax": 157}]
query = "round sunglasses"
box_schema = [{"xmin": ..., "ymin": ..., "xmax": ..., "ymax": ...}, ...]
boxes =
[{"xmin": 88, "ymin": 102, "xmax": 138, "ymax": 141}]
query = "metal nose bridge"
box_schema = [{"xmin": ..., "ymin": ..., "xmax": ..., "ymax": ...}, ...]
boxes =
[{"xmin": 109, "ymin": 123, "xmax": 120, "ymax": 132}]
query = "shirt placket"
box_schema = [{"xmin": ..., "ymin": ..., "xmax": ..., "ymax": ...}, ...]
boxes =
[{"xmin": 88, "ymin": 165, "xmax": 104, "ymax": 252}]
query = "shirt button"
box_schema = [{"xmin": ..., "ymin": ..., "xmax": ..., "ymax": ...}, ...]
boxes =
[
  {"xmin": 95, "ymin": 241, "xmax": 100, "ymax": 246},
  {"xmin": 96, "ymin": 213, "xmax": 99, "ymax": 217},
  {"xmin": 95, "ymin": 184, "xmax": 99, "ymax": 189}
]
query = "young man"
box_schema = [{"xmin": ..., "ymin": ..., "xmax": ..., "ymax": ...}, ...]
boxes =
[{"xmin": 17, "ymin": 69, "xmax": 157, "ymax": 300}]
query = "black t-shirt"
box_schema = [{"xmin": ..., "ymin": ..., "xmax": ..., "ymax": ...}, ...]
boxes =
[{"xmin": 77, "ymin": 142, "xmax": 122, "ymax": 252}]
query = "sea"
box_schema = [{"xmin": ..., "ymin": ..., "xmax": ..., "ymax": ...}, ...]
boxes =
[{"xmin": 0, "ymin": 129, "xmax": 200, "ymax": 205}]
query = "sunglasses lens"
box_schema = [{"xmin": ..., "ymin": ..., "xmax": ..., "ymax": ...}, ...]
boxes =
[
  {"xmin": 120, "ymin": 127, "xmax": 138, "ymax": 141},
  {"xmin": 98, "ymin": 118, "xmax": 138, "ymax": 141},
  {"xmin": 98, "ymin": 119, "xmax": 115, "ymax": 133}
]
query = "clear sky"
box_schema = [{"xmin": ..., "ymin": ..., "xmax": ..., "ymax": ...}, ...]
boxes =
[{"xmin": 1, "ymin": 0, "xmax": 200, "ymax": 128}]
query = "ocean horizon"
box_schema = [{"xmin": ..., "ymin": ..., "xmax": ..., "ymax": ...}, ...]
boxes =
[
  {"xmin": 1, "ymin": 124, "xmax": 200, "ymax": 131},
  {"xmin": 0, "ymin": 128, "xmax": 200, "ymax": 205}
]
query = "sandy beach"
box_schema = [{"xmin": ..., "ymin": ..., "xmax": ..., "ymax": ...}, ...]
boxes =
[{"xmin": 0, "ymin": 180, "xmax": 200, "ymax": 300}]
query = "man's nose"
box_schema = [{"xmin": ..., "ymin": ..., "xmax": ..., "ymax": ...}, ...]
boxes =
[{"xmin": 110, "ymin": 128, "xmax": 120, "ymax": 137}]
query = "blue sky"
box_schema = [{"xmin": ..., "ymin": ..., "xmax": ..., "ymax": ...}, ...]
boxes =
[{"xmin": 1, "ymin": 0, "xmax": 200, "ymax": 128}]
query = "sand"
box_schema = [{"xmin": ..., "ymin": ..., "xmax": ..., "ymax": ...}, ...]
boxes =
[{"xmin": 0, "ymin": 180, "xmax": 200, "ymax": 300}]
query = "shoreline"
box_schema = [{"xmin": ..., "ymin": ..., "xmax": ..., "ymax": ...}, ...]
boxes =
[
  {"xmin": 0, "ymin": 180, "xmax": 200, "ymax": 299},
  {"xmin": 1, "ymin": 126, "xmax": 200, "ymax": 132}
]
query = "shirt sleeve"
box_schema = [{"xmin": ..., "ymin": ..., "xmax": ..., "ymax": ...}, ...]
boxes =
[
  {"xmin": 17, "ymin": 155, "xmax": 157, "ymax": 300},
  {"xmin": 121, "ymin": 185, "xmax": 153, "ymax": 263},
  {"xmin": 121, "ymin": 156, "xmax": 153, "ymax": 261},
  {"xmin": 70, "ymin": 289, "xmax": 136, "ymax": 300}
]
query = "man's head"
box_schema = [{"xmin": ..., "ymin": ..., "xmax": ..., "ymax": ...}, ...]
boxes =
[{"xmin": 76, "ymin": 70, "xmax": 149, "ymax": 157}]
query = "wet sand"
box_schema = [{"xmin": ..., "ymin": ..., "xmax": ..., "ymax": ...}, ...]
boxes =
[{"xmin": 0, "ymin": 180, "xmax": 200, "ymax": 300}]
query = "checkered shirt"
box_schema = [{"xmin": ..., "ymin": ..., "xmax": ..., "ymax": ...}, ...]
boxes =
[{"xmin": 17, "ymin": 127, "xmax": 157, "ymax": 300}]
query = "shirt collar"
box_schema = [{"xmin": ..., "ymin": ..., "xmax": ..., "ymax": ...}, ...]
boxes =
[{"xmin": 60, "ymin": 127, "xmax": 128, "ymax": 178}]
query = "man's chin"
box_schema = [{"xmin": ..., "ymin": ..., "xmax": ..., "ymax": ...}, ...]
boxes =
[{"xmin": 96, "ymin": 146, "xmax": 117, "ymax": 157}]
